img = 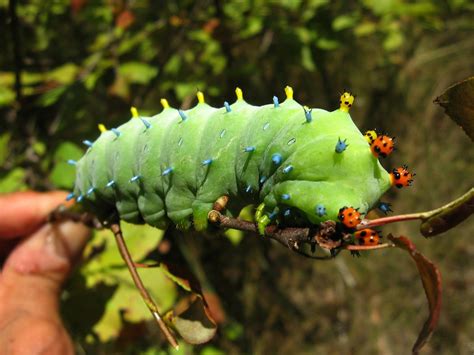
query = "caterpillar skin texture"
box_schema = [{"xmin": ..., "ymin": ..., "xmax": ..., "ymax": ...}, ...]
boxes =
[{"xmin": 73, "ymin": 89, "xmax": 392, "ymax": 231}]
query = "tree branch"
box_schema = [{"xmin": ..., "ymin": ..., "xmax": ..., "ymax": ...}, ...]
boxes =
[{"xmin": 110, "ymin": 223, "xmax": 179, "ymax": 350}]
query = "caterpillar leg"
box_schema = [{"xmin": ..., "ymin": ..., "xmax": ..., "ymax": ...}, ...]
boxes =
[
  {"xmin": 212, "ymin": 195, "xmax": 229, "ymax": 212},
  {"xmin": 192, "ymin": 202, "xmax": 214, "ymax": 231},
  {"xmin": 255, "ymin": 203, "xmax": 271, "ymax": 235},
  {"xmin": 206, "ymin": 196, "xmax": 230, "ymax": 228}
]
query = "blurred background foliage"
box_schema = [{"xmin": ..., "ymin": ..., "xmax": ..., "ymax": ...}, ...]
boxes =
[{"xmin": 1, "ymin": 0, "xmax": 474, "ymax": 354}]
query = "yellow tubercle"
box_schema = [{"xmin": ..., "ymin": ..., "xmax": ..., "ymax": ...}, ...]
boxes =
[
  {"xmin": 364, "ymin": 130, "xmax": 377, "ymax": 144},
  {"xmin": 284, "ymin": 86, "xmax": 293, "ymax": 100},
  {"xmin": 130, "ymin": 106, "xmax": 139, "ymax": 118},
  {"xmin": 235, "ymin": 87, "xmax": 243, "ymax": 101},
  {"xmin": 339, "ymin": 92, "xmax": 355, "ymax": 112},
  {"xmin": 196, "ymin": 91, "xmax": 205, "ymax": 104},
  {"xmin": 98, "ymin": 123, "xmax": 107, "ymax": 133},
  {"xmin": 160, "ymin": 98, "xmax": 170, "ymax": 109}
]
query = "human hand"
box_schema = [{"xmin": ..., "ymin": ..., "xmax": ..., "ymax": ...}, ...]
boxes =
[{"xmin": 0, "ymin": 191, "xmax": 90, "ymax": 355}]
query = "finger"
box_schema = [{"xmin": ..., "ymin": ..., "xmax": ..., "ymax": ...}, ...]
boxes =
[
  {"xmin": 0, "ymin": 220, "xmax": 87, "ymax": 355},
  {"xmin": 0, "ymin": 220, "xmax": 90, "ymax": 319},
  {"xmin": 0, "ymin": 191, "xmax": 69, "ymax": 239}
]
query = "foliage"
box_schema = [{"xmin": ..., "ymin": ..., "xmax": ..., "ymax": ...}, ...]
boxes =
[{"xmin": 1, "ymin": 0, "xmax": 474, "ymax": 353}]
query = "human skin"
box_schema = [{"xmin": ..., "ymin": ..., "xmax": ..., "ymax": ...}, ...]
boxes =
[{"xmin": 0, "ymin": 191, "xmax": 90, "ymax": 355}]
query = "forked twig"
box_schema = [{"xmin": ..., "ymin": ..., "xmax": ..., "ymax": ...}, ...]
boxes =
[{"xmin": 110, "ymin": 223, "xmax": 179, "ymax": 350}]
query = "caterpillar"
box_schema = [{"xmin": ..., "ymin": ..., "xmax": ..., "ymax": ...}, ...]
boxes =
[{"xmin": 68, "ymin": 87, "xmax": 411, "ymax": 234}]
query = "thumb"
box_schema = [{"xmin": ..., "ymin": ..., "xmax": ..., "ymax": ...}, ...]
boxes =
[{"xmin": 0, "ymin": 220, "xmax": 90, "ymax": 320}]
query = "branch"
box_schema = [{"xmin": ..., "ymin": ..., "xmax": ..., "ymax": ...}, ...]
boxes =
[
  {"xmin": 359, "ymin": 187, "xmax": 474, "ymax": 235},
  {"xmin": 48, "ymin": 206, "xmax": 103, "ymax": 229},
  {"xmin": 110, "ymin": 223, "xmax": 179, "ymax": 350},
  {"xmin": 208, "ymin": 210, "xmax": 311, "ymax": 248}
]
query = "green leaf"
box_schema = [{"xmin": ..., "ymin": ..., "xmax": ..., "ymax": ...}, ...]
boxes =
[
  {"xmin": 354, "ymin": 21, "xmax": 376, "ymax": 36},
  {"xmin": 32, "ymin": 141, "xmax": 46, "ymax": 157},
  {"xmin": 333, "ymin": 14, "xmax": 358, "ymax": 31},
  {"xmin": 434, "ymin": 76, "xmax": 474, "ymax": 141},
  {"xmin": 316, "ymin": 38, "xmax": 340, "ymax": 50},
  {"xmin": 36, "ymin": 86, "xmax": 67, "ymax": 107},
  {"xmin": 46, "ymin": 63, "xmax": 79, "ymax": 85},
  {"xmin": 0, "ymin": 168, "xmax": 27, "ymax": 193},
  {"xmin": 383, "ymin": 30, "xmax": 404, "ymax": 51},
  {"xmin": 301, "ymin": 46, "xmax": 315, "ymax": 71},
  {"xmin": 0, "ymin": 133, "xmax": 11, "ymax": 166},
  {"xmin": 92, "ymin": 266, "xmax": 177, "ymax": 341},
  {"xmin": 80, "ymin": 223, "xmax": 176, "ymax": 342},
  {"xmin": 200, "ymin": 345, "xmax": 226, "ymax": 355},
  {"xmin": 83, "ymin": 222, "xmax": 166, "ymax": 286},
  {"xmin": 0, "ymin": 86, "xmax": 15, "ymax": 106},
  {"xmin": 388, "ymin": 235, "xmax": 442, "ymax": 354},
  {"xmin": 118, "ymin": 62, "xmax": 158, "ymax": 85},
  {"xmin": 224, "ymin": 228, "xmax": 244, "ymax": 246},
  {"xmin": 49, "ymin": 142, "xmax": 84, "ymax": 189}
]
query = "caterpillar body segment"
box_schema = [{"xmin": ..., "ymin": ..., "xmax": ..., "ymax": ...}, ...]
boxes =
[{"xmin": 73, "ymin": 89, "xmax": 392, "ymax": 231}]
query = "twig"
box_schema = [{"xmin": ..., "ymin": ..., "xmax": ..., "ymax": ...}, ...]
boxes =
[
  {"xmin": 343, "ymin": 243, "xmax": 394, "ymax": 251},
  {"xmin": 208, "ymin": 210, "xmax": 312, "ymax": 248},
  {"xmin": 359, "ymin": 187, "xmax": 473, "ymax": 230},
  {"xmin": 48, "ymin": 206, "xmax": 103, "ymax": 229},
  {"xmin": 110, "ymin": 223, "xmax": 179, "ymax": 350}
]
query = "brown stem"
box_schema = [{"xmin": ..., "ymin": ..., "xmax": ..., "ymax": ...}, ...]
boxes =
[
  {"xmin": 48, "ymin": 206, "xmax": 104, "ymax": 229},
  {"xmin": 110, "ymin": 223, "xmax": 179, "ymax": 350},
  {"xmin": 343, "ymin": 243, "xmax": 394, "ymax": 251},
  {"xmin": 209, "ymin": 211, "xmax": 312, "ymax": 248},
  {"xmin": 133, "ymin": 262, "xmax": 161, "ymax": 268},
  {"xmin": 358, "ymin": 213, "xmax": 422, "ymax": 230},
  {"xmin": 359, "ymin": 187, "xmax": 473, "ymax": 230}
]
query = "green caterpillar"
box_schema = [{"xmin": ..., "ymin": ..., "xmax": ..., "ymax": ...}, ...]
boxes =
[{"xmin": 69, "ymin": 87, "xmax": 398, "ymax": 233}]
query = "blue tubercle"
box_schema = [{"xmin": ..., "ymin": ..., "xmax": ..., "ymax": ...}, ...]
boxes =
[
  {"xmin": 178, "ymin": 110, "xmax": 187, "ymax": 121},
  {"xmin": 244, "ymin": 146, "xmax": 256, "ymax": 153},
  {"xmin": 282, "ymin": 165, "xmax": 293, "ymax": 174},
  {"xmin": 202, "ymin": 158, "xmax": 213, "ymax": 166},
  {"xmin": 245, "ymin": 185, "xmax": 253, "ymax": 193},
  {"xmin": 77, "ymin": 195, "xmax": 84, "ymax": 202},
  {"xmin": 82, "ymin": 140, "xmax": 93, "ymax": 148},
  {"xmin": 224, "ymin": 101, "xmax": 231, "ymax": 113},
  {"xmin": 129, "ymin": 175, "xmax": 141, "ymax": 183},
  {"xmin": 259, "ymin": 176, "xmax": 266, "ymax": 184},
  {"xmin": 112, "ymin": 128, "xmax": 121, "ymax": 137},
  {"xmin": 140, "ymin": 118, "xmax": 151, "ymax": 129},
  {"xmin": 162, "ymin": 167, "xmax": 174, "ymax": 176},
  {"xmin": 304, "ymin": 108, "xmax": 313, "ymax": 123},
  {"xmin": 272, "ymin": 153, "xmax": 282, "ymax": 165},
  {"xmin": 283, "ymin": 209, "xmax": 291, "ymax": 217},
  {"xmin": 66, "ymin": 192, "xmax": 75, "ymax": 201},
  {"xmin": 86, "ymin": 187, "xmax": 95, "ymax": 195},
  {"xmin": 281, "ymin": 194, "xmax": 291, "ymax": 200},
  {"xmin": 335, "ymin": 138, "xmax": 348, "ymax": 153},
  {"xmin": 273, "ymin": 96, "xmax": 279, "ymax": 108},
  {"xmin": 67, "ymin": 159, "xmax": 77, "ymax": 166},
  {"xmin": 378, "ymin": 202, "xmax": 393, "ymax": 215},
  {"xmin": 315, "ymin": 204, "xmax": 326, "ymax": 217},
  {"xmin": 106, "ymin": 180, "xmax": 116, "ymax": 188}
]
